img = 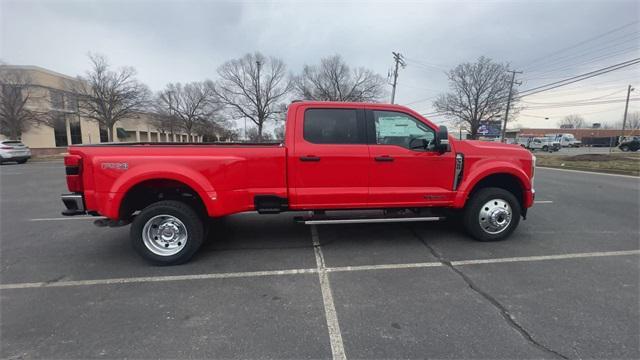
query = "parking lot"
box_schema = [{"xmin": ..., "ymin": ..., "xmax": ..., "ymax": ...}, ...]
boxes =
[{"xmin": 1, "ymin": 161, "xmax": 638, "ymax": 359}]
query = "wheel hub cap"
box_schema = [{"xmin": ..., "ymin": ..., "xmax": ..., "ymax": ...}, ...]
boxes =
[
  {"xmin": 142, "ymin": 215, "xmax": 188, "ymax": 256},
  {"xmin": 479, "ymin": 199, "xmax": 512, "ymax": 234}
]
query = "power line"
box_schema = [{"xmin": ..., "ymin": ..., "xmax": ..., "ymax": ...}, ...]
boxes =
[
  {"xmin": 404, "ymin": 57, "xmax": 449, "ymax": 71},
  {"xmin": 524, "ymin": 32, "xmax": 640, "ymax": 74},
  {"xmin": 519, "ymin": 58, "xmax": 640, "ymax": 98},
  {"xmin": 523, "ymin": 97, "xmax": 639, "ymax": 110},
  {"xmin": 520, "ymin": 88, "xmax": 627, "ymax": 105},
  {"xmin": 522, "ymin": 43, "xmax": 640, "ymax": 80},
  {"xmin": 521, "ymin": 21, "xmax": 640, "ymax": 70},
  {"xmin": 403, "ymin": 95, "xmax": 439, "ymax": 106}
]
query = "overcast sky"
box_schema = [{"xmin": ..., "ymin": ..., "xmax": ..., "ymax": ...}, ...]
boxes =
[{"xmin": 2, "ymin": 0, "xmax": 639, "ymax": 129}]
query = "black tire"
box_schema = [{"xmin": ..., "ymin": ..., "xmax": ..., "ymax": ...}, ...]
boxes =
[
  {"xmin": 17, "ymin": 159, "xmax": 28, "ymax": 164},
  {"xmin": 620, "ymin": 145, "xmax": 630, "ymax": 152},
  {"xmin": 130, "ymin": 200, "xmax": 204, "ymax": 265},
  {"xmin": 542, "ymin": 145, "xmax": 548, "ymax": 152},
  {"xmin": 463, "ymin": 187, "xmax": 521, "ymax": 242}
]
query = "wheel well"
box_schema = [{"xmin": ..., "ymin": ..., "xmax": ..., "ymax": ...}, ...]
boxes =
[
  {"xmin": 469, "ymin": 173, "xmax": 524, "ymax": 209},
  {"xmin": 119, "ymin": 179, "xmax": 207, "ymax": 220}
]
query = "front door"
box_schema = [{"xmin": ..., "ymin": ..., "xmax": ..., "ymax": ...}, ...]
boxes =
[
  {"xmin": 289, "ymin": 106, "xmax": 370, "ymax": 209},
  {"xmin": 367, "ymin": 109, "xmax": 456, "ymax": 207}
]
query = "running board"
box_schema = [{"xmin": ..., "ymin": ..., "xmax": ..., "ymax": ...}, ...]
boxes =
[{"xmin": 298, "ymin": 216, "xmax": 444, "ymax": 225}]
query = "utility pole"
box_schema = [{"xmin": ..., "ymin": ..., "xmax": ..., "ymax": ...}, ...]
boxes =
[
  {"xmin": 620, "ymin": 84, "xmax": 634, "ymax": 143},
  {"xmin": 389, "ymin": 52, "xmax": 405, "ymax": 104},
  {"xmin": 500, "ymin": 70, "xmax": 522, "ymax": 142}
]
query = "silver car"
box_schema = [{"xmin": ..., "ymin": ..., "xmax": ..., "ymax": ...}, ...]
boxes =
[{"xmin": 0, "ymin": 140, "xmax": 31, "ymax": 164}]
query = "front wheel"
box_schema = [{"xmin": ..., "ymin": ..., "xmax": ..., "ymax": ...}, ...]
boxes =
[
  {"xmin": 130, "ymin": 200, "xmax": 204, "ymax": 265},
  {"xmin": 620, "ymin": 145, "xmax": 630, "ymax": 152},
  {"xmin": 463, "ymin": 187, "xmax": 521, "ymax": 242}
]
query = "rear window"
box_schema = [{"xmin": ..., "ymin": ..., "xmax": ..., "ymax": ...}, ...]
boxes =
[
  {"xmin": 303, "ymin": 108, "xmax": 364, "ymax": 144},
  {"xmin": 2, "ymin": 141, "xmax": 24, "ymax": 145}
]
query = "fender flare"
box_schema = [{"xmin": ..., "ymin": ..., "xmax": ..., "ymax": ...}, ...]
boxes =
[
  {"xmin": 104, "ymin": 164, "xmax": 218, "ymax": 218},
  {"xmin": 453, "ymin": 160, "xmax": 530, "ymax": 208}
]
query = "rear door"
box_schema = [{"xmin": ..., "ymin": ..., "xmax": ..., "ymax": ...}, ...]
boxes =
[
  {"xmin": 366, "ymin": 109, "xmax": 456, "ymax": 207},
  {"xmin": 289, "ymin": 105, "xmax": 370, "ymax": 209}
]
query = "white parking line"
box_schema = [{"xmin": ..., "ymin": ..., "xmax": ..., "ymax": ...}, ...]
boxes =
[
  {"xmin": 451, "ymin": 249, "xmax": 640, "ymax": 266},
  {"xmin": 327, "ymin": 262, "xmax": 443, "ymax": 273},
  {"xmin": 1, "ymin": 250, "xmax": 637, "ymax": 291},
  {"xmin": 0, "ymin": 268, "xmax": 318, "ymax": 290},
  {"xmin": 534, "ymin": 200, "xmax": 554, "ymax": 204},
  {"xmin": 538, "ymin": 166, "xmax": 639, "ymax": 178},
  {"xmin": 311, "ymin": 225, "xmax": 346, "ymax": 360}
]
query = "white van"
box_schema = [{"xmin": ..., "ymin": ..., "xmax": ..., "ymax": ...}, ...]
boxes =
[{"xmin": 546, "ymin": 133, "xmax": 581, "ymax": 147}]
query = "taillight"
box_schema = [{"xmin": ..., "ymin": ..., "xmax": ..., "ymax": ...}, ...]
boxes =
[{"xmin": 64, "ymin": 155, "xmax": 83, "ymax": 192}]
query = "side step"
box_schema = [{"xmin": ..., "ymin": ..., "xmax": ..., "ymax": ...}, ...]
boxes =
[{"xmin": 295, "ymin": 213, "xmax": 445, "ymax": 225}]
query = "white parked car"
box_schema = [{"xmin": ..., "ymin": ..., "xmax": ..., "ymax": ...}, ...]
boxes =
[{"xmin": 0, "ymin": 140, "xmax": 31, "ymax": 164}]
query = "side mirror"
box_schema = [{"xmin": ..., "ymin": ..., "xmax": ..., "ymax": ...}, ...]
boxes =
[{"xmin": 435, "ymin": 125, "xmax": 450, "ymax": 153}]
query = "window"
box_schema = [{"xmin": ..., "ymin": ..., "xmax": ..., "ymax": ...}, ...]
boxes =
[
  {"xmin": 373, "ymin": 111, "xmax": 435, "ymax": 150},
  {"xmin": 50, "ymin": 90, "xmax": 64, "ymax": 110},
  {"xmin": 53, "ymin": 114, "xmax": 68, "ymax": 147},
  {"xmin": 99, "ymin": 125, "xmax": 109, "ymax": 142},
  {"xmin": 69, "ymin": 117, "xmax": 82, "ymax": 144},
  {"xmin": 2, "ymin": 85, "xmax": 22, "ymax": 103},
  {"xmin": 65, "ymin": 94, "xmax": 78, "ymax": 112},
  {"xmin": 303, "ymin": 109, "xmax": 364, "ymax": 144}
]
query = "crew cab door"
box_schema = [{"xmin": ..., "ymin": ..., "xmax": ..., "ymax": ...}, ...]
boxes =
[
  {"xmin": 367, "ymin": 109, "xmax": 456, "ymax": 207},
  {"xmin": 288, "ymin": 105, "xmax": 369, "ymax": 208}
]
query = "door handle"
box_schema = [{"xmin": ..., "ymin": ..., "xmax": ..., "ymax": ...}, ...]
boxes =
[
  {"xmin": 300, "ymin": 155, "xmax": 321, "ymax": 162},
  {"xmin": 374, "ymin": 156, "xmax": 394, "ymax": 162}
]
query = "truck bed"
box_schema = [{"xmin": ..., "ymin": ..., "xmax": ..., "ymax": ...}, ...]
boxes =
[{"xmin": 68, "ymin": 143, "xmax": 288, "ymax": 218}]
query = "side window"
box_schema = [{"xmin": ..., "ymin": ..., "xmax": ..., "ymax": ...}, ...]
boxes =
[
  {"xmin": 373, "ymin": 111, "xmax": 435, "ymax": 150},
  {"xmin": 303, "ymin": 109, "xmax": 364, "ymax": 144}
]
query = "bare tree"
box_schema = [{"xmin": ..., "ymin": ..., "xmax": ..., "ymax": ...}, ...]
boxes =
[
  {"xmin": 613, "ymin": 111, "xmax": 640, "ymax": 130},
  {"xmin": 558, "ymin": 114, "xmax": 585, "ymax": 129},
  {"xmin": 294, "ymin": 55, "xmax": 386, "ymax": 102},
  {"xmin": 0, "ymin": 68, "xmax": 51, "ymax": 139},
  {"xmin": 212, "ymin": 52, "xmax": 292, "ymax": 141},
  {"xmin": 73, "ymin": 54, "xmax": 150, "ymax": 141},
  {"xmin": 433, "ymin": 57, "xmax": 515, "ymax": 139},
  {"xmin": 194, "ymin": 116, "xmax": 238, "ymax": 142},
  {"xmin": 246, "ymin": 126, "xmax": 274, "ymax": 142},
  {"xmin": 157, "ymin": 81, "xmax": 220, "ymax": 141}
]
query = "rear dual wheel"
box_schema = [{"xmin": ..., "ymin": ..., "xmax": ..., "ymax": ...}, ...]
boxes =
[
  {"xmin": 130, "ymin": 200, "xmax": 204, "ymax": 265},
  {"xmin": 463, "ymin": 187, "xmax": 521, "ymax": 242}
]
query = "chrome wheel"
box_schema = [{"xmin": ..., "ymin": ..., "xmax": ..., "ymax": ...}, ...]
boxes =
[
  {"xmin": 142, "ymin": 215, "xmax": 188, "ymax": 256},
  {"xmin": 478, "ymin": 199, "xmax": 512, "ymax": 235}
]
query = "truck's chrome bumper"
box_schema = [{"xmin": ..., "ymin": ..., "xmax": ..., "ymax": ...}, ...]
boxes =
[{"xmin": 61, "ymin": 193, "xmax": 86, "ymax": 216}]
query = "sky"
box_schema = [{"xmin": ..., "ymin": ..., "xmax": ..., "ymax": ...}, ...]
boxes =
[{"xmin": 1, "ymin": 0, "xmax": 639, "ymax": 130}]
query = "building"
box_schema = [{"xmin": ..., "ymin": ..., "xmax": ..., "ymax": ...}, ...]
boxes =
[{"xmin": 0, "ymin": 65, "xmax": 200, "ymax": 155}]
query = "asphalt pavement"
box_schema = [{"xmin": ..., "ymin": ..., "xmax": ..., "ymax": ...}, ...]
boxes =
[{"xmin": 0, "ymin": 161, "xmax": 638, "ymax": 359}]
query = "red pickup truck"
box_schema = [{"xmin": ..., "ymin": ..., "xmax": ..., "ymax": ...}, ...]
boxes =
[{"xmin": 61, "ymin": 101, "xmax": 535, "ymax": 265}]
